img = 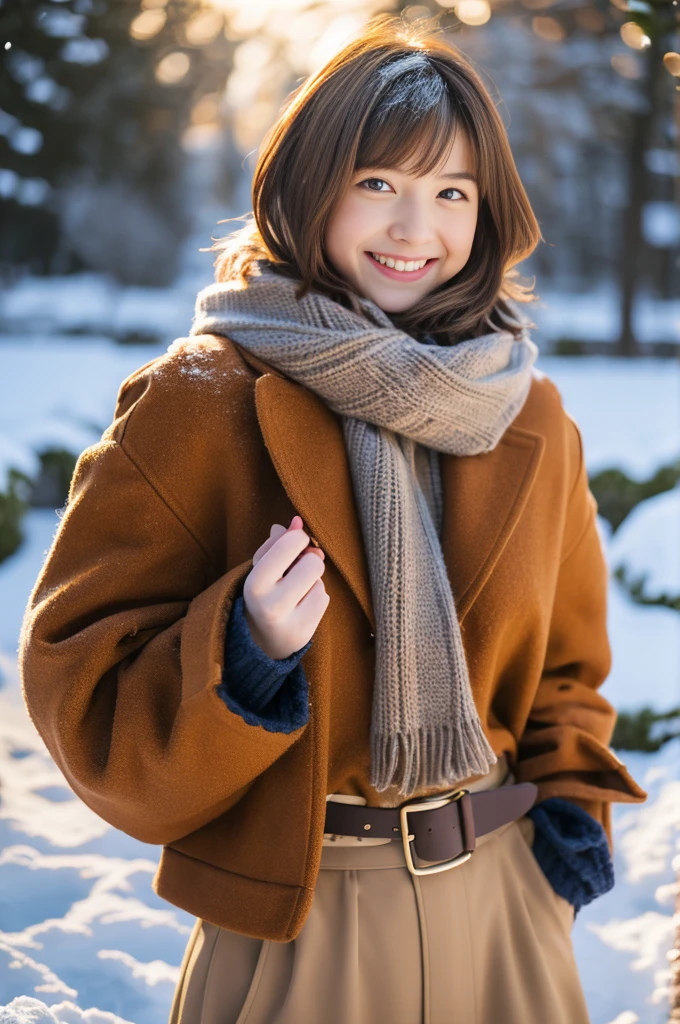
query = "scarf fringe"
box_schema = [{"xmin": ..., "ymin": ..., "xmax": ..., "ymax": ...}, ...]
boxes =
[{"xmin": 369, "ymin": 718, "xmax": 498, "ymax": 798}]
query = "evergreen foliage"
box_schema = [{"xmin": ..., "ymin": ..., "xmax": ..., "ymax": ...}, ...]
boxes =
[
  {"xmin": 0, "ymin": 0, "xmax": 230, "ymax": 283},
  {"xmin": 31, "ymin": 447, "xmax": 78, "ymax": 508},
  {"xmin": 612, "ymin": 705, "xmax": 680, "ymax": 751},
  {"xmin": 0, "ymin": 468, "xmax": 30, "ymax": 564},
  {"xmin": 589, "ymin": 459, "xmax": 680, "ymax": 532},
  {"xmin": 613, "ymin": 564, "xmax": 680, "ymax": 611}
]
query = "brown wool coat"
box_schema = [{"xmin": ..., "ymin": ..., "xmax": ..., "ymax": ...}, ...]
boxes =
[{"xmin": 19, "ymin": 333, "xmax": 648, "ymax": 943}]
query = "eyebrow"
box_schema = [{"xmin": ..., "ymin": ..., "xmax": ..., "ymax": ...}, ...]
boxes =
[
  {"xmin": 356, "ymin": 167, "xmax": 479, "ymax": 186},
  {"xmin": 439, "ymin": 172, "xmax": 478, "ymax": 184}
]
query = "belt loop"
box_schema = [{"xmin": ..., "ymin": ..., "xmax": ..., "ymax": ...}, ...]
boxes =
[{"xmin": 459, "ymin": 792, "xmax": 477, "ymax": 854}]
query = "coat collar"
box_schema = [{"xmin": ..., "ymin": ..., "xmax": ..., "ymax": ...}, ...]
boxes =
[{"xmin": 231, "ymin": 342, "xmax": 545, "ymax": 633}]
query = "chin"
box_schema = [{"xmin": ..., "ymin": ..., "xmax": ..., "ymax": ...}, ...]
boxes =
[
  {"xmin": 369, "ymin": 291, "xmax": 424, "ymax": 313},
  {"xmin": 375, "ymin": 300, "xmax": 411, "ymax": 313}
]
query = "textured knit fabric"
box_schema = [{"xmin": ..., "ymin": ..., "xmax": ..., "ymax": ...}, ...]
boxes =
[
  {"xmin": 190, "ymin": 262, "xmax": 538, "ymax": 796},
  {"xmin": 527, "ymin": 797, "xmax": 615, "ymax": 917},
  {"xmin": 220, "ymin": 613, "xmax": 614, "ymax": 915},
  {"xmin": 19, "ymin": 338, "xmax": 649, "ymax": 941},
  {"xmin": 218, "ymin": 591, "xmax": 310, "ymax": 733}
]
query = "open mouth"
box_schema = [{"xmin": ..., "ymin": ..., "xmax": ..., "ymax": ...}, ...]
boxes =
[{"xmin": 365, "ymin": 251, "xmax": 437, "ymax": 280}]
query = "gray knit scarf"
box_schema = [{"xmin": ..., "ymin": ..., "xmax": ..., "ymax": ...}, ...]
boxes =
[{"xmin": 191, "ymin": 261, "xmax": 538, "ymax": 796}]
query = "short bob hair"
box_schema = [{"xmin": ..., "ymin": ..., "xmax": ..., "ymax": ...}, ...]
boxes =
[{"xmin": 210, "ymin": 13, "xmax": 542, "ymax": 345}]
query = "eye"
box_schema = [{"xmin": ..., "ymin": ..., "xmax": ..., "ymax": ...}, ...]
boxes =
[
  {"xmin": 439, "ymin": 187, "xmax": 467, "ymax": 202},
  {"xmin": 357, "ymin": 177, "xmax": 393, "ymax": 193}
]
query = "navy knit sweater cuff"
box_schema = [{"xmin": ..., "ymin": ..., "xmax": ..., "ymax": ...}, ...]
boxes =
[
  {"xmin": 527, "ymin": 796, "xmax": 615, "ymax": 917},
  {"xmin": 216, "ymin": 592, "xmax": 311, "ymax": 734}
]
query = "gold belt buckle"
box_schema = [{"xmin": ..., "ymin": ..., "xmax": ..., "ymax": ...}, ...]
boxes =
[{"xmin": 399, "ymin": 789, "xmax": 474, "ymax": 877}]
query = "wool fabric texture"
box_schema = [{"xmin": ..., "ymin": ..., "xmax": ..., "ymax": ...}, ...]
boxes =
[
  {"xmin": 219, "ymin": 598, "xmax": 616, "ymax": 916},
  {"xmin": 190, "ymin": 260, "xmax": 539, "ymax": 796},
  {"xmin": 218, "ymin": 586, "xmax": 310, "ymax": 734}
]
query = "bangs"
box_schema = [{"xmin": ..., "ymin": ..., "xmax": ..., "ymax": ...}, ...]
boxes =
[
  {"xmin": 233, "ymin": 19, "xmax": 540, "ymax": 334},
  {"xmin": 355, "ymin": 52, "xmax": 465, "ymax": 178}
]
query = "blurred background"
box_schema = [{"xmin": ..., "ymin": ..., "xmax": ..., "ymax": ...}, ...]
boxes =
[{"xmin": 0, "ymin": 2, "xmax": 678, "ymax": 1022}]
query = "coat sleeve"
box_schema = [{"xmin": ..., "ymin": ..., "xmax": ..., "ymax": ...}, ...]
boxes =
[
  {"xmin": 19, "ymin": 430, "xmax": 308, "ymax": 847},
  {"xmin": 514, "ymin": 415, "xmax": 647, "ymax": 853}
]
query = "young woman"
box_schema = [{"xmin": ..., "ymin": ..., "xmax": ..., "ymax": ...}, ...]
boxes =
[{"xmin": 20, "ymin": 14, "xmax": 647, "ymax": 1024}]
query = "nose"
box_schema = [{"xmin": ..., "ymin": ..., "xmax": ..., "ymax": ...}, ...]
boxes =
[{"xmin": 387, "ymin": 196, "xmax": 436, "ymax": 250}]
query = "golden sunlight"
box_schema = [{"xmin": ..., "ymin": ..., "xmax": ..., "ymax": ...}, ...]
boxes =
[
  {"xmin": 455, "ymin": 0, "xmax": 492, "ymax": 25},
  {"xmin": 155, "ymin": 51, "xmax": 191, "ymax": 83},
  {"xmin": 130, "ymin": 8, "xmax": 167, "ymax": 40}
]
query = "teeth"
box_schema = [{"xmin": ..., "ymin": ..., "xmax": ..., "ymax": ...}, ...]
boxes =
[{"xmin": 370, "ymin": 253, "xmax": 428, "ymax": 272}]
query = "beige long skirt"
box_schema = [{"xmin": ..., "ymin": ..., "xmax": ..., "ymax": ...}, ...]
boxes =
[{"xmin": 169, "ymin": 769, "xmax": 589, "ymax": 1024}]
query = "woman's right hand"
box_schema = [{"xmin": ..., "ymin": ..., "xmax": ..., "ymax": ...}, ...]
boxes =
[{"xmin": 242, "ymin": 515, "xmax": 330, "ymax": 660}]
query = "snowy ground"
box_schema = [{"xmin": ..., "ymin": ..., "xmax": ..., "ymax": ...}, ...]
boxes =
[
  {"xmin": 539, "ymin": 356, "xmax": 680, "ymax": 480},
  {"xmin": 0, "ymin": 327, "xmax": 679, "ymax": 1022},
  {"xmin": 531, "ymin": 284, "xmax": 680, "ymax": 347},
  {"xmin": 0, "ymin": 339, "xmax": 165, "ymax": 487}
]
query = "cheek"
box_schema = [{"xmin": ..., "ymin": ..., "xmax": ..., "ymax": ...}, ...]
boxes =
[
  {"xmin": 325, "ymin": 196, "xmax": 374, "ymax": 262},
  {"xmin": 324, "ymin": 209, "xmax": 348, "ymax": 267},
  {"xmin": 443, "ymin": 208, "xmax": 478, "ymax": 260}
]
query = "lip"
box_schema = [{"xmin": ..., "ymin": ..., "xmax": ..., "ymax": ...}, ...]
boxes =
[{"xmin": 364, "ymin": 251, "xmax": 438, "ymax": 282}]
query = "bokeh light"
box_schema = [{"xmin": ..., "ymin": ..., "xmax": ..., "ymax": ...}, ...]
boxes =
[
  {"xmin": 620, "ymin": 21, "xmax": 651, "ymax": 48},
  {"xmin": 129, "ymin": 8, "xmax": 167, "ymax": 40},
  {"xmin": 184, "ymin": 9, "xmax": 224, "ymax": 46},
  {"xmin": 456, "ymin": 0, "xmax": 492, "ymax": 25},
  {"xmin": 155, "ymin": 51, "xmax": 191, "ymax": 84},
  {"xmin": 662, "ymin": 51, "xmax": 680, "ymax": 75},
  {"xmin": 611, "ymin": 51, "xmax": 644, "ymax": 77},
  {"xmin": 532, "ymin": 15, "xmax": 565, "ymax": 40}
]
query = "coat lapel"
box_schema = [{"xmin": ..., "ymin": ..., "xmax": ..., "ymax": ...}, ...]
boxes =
[
  {"xmin": 439, "ymin": 427, "xmax": 545, "ymax": 620},
  {"xmin": 234, "ymin": 342, "xmax": 545, "ymax": 632},
  {"xmin": 253, "ymin": 371, "xmax": 377, "ymax": 632}
]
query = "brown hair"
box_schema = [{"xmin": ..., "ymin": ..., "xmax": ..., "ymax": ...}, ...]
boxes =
[{"xmin": 209, "ymin": 13, "xmax": 542, "ymax": 344}]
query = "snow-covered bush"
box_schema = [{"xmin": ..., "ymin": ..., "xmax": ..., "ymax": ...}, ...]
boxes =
[
  {"xmin": 0, "ymin": 996, "xmax": 133, "ymax": 1023},
  {"xmin": 608, "ymin": 487, "xmax": 680, "ymax": 752},
  {"xmin": 0, "ymin": 469, "xmax": 31, "ymax": 565},
  {"xmin": 609, "ymin": 487, "xmax": 680, "ymax": 612},
  {"xmin": 589, "ymin": 460, "xmax": 680, "ymax": 534}
]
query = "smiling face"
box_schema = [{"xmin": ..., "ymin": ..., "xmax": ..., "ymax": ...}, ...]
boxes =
[{"xmin": 324, "ymin": 128, "xmax": 479, "ymax": 314}]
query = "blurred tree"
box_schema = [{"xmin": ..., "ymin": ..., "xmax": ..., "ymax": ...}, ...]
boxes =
[
  {"xmin": 1, "ymin": 0, "xmax": 677, "ymax": 318},
  {"xmin": 0, "ymin": 0, "xmax": 231, "ymax": 285},
  {"xmin": 612, "ymin": 0, "xmax": 678, "ymax": 43},
  {"xmin": 406, "ymin": 0, "xmax": 679, "ymax": 354}
]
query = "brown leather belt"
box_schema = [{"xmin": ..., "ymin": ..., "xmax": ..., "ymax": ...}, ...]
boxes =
[{"xmin": 323, "ymin": 782, "xmax": 538, "ymax": 876}]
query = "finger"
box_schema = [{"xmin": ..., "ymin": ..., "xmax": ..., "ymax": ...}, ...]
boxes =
[
  {"xmin": 288, "ymin": 545, "xmax": 325, "ymax": 569},
  {"xmin": 249, "ymin": 527, "xmax": 313, "ymax": 594},
  {"xmin": 286, "ymin": 518, "xmax": 325, "ymax": 564},
  {"xmin": 254, "ymin": 524, "xmax": 325, "ymax": 569},
  {"xmin": 269, "ymin": 550, "xmax": 326, "ymax": 614},
  {"xmin": 257, "ymin": 516, "xmax": 303, "ymax": 564},
  {"xmin": 253, "ymin": 523, "xmax": 287, "ymax": 566},
  {"xmin": 290, "ymin": 577, "xmax": 330, "ymax": 631}
]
